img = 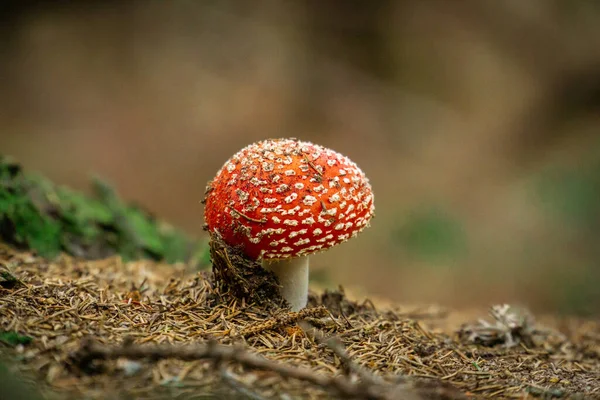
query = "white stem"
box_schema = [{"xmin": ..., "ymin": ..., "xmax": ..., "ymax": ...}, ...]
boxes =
[{"xmin": 261, "ymin": 257, "xmax": 309, "ymax": 311}]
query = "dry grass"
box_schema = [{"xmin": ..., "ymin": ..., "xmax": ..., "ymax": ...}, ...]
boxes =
[{"xmin": 0, "ymin": 243, "xmax": 598, "ymax": 399}]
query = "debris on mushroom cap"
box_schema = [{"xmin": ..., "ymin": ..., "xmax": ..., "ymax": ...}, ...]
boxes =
[{"xmin": 203, "ymin": 138, "xmax": 375, "ymax": 261}]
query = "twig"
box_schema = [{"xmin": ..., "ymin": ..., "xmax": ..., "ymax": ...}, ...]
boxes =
[
  {"xmin": 239, "ymin": 306, "xmax": 328, "ymax": 337},
  {"xmin": 220, "ymin": 366, "xmax": 267, "ymax": 400},
  {"xmin": 296, "ymin": 323, "xmax": 468, "ymax": 400},
  {"xmin": 231, "ymin": 208, "xmax": 267, "ymax": 224},
  {"xmin": 70, "ymin": 337, "xmax": 391, "ymax": 399},
  {"xmin": 303, "ymin": 156, "xmax": 323, "ymax": 177},
  {"xmin": 301, "ymin": 321, "xmax": 384, "ymax": 387}
]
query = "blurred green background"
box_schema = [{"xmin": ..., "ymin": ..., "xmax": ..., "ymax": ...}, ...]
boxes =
[{"xmin": 1, "ymin": 0, "xmax": 599, "ymax": 315}]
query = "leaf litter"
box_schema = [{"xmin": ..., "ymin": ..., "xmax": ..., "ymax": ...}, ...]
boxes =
[{"xmin": 0, "ymin": 243, "xmax": 598, "ymax": 399}]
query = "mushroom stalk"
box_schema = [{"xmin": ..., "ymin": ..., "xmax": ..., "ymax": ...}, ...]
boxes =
[{"xmin": 262, "ymin": 257, "xmax": 309, "ymax": 311}]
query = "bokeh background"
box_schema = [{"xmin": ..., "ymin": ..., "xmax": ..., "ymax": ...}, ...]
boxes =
[{"xmin": 1, "ymin": 0, "xmax": 599, "ymax": 315}]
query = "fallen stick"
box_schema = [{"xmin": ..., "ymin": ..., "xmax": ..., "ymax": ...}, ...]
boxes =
[
  {"xmin": 70, "ymin": 330, "xmax": 465, "ymax": 400},
  {"xmin": 300, "ymin": 321, "xmax": 385, "ymax": 388},
  {"xmin": 71, "ymin": 337, "xmax": 389, "ymax": 399}
]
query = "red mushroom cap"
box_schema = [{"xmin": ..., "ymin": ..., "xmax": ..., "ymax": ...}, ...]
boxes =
[{"xmin": 204, "ymin": 139, "xmax": 375, "ymax": 261}]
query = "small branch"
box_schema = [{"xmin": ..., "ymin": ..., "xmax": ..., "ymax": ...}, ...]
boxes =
[
  {"xmin": 232, "ymin": 209, "xmax": 267, "ymax": 224},
  {"xmin": 296, "ymin": 323, "xmax": 468, "ymax": 399},
  {"xmin": 70, "ymin": 337, "xmax": 391, "ymax": 399},
  {"xmin": 220, "ymin": 366, "xmax": 267, "ymax": 400},
  {"xmin": 304, "ymin": 156, "xmax": 323, "ymax": 177},
  {"xmin": 239, "ymin": 306, "xmax": 328, "ymax": 337},
  {"xmin": 302, "ymin": 321, "xmax": 384, "ymax": 388}
]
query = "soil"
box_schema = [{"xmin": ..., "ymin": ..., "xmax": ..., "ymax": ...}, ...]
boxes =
[{"xmin": 0, "ymin": 242, "xmax": 598, "ymax": 399}]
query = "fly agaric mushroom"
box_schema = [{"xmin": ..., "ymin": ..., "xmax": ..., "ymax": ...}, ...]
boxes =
[{"xmin": 203, "ymin": 139, "xmax": 374, "ymax": 311}]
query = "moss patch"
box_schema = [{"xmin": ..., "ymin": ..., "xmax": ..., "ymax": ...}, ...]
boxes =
[{"xmin": 0, "ymin": 156, "xmax": 209, "ymax": 265}]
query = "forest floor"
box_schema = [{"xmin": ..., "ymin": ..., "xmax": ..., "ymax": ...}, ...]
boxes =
[{"xmin": 0, "ymin": 243, "xmax": 598, "ymax": 400}]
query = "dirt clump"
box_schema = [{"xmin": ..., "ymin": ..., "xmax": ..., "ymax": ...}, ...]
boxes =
[{"xmin": 209, "ymin": 232, "xmax": 286, "ymax": 310}]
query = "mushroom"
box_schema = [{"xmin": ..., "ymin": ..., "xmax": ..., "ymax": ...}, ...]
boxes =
[{"xmin": 203, "ymin": 139, "xmax": 375, "ymax": 311}]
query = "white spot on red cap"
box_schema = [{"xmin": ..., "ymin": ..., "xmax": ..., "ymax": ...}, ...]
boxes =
[
  {"xmin": 236, "ymin": 189, "xmax": 249, "ymax": 203},
  {"xmin": 302, "ymin": 217, "xmax": 316, "ymax": 225},
  {"xmin": 284, "ymin": 193, "xmax": 298, "ymax": 203},
  {"xmin": 250, "ymin": 177, "xmax": 267, "ymax": 186},
  {"xmin": 276, "ymin": 184, "xmax": 289, "ymax": 193},
  {"xmin": 294, "ymin": 238, "xmax": 310, "ymax": 246},
  {"xmin": 303, "ymin": 195, "xmax": 318, "ymax": 206}
]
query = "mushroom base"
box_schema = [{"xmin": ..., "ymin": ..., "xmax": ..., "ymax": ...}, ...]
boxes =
[{"xmin": 261, "ymin": 257, "xmax": 309, "ymax": 311}]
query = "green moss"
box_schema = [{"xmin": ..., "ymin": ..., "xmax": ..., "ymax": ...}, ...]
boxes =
[
  {"xmin": 0, "ymin": 155, "xmax": 210, "ymax": 266},
  {"xmin": 0, "ymin": 331, "xmax": 32, "ymax": 347}
]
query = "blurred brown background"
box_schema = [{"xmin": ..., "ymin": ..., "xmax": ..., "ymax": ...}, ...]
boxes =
[{"xmin": 1, "ymin": 0, "xmax": 599, "ymax": 315}]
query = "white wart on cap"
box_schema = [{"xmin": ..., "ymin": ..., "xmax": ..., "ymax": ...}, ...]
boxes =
[{"xmin": 204, "ymin": 138, "xmax": 375, "ymax": 310}]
